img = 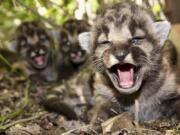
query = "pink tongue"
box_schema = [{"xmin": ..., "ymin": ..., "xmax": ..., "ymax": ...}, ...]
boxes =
[
  {"xmin": 34, "ymin": 56, "xmax": 44, "ymax": 65},
  {"xmin": 117, "ymin": 64, "xmax": 134, "ymax": 88}
]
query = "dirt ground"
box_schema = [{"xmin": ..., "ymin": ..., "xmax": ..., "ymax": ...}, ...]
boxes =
[{"xmin": 0, "ymin": 24, "xmax": 180, "ymax": 135}]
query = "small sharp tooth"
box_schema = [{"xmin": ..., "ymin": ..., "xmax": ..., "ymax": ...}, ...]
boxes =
[
  {"xmin": 39, "ymin": 49, "xmax": 45, "ymax": 55},
  {"xmin": 30, "ymin": 52, "xmax": 36, "ymax": 58}
]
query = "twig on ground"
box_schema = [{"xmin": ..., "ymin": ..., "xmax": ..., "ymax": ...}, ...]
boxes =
[{"xmin": 61, "ymin": 124, "xmax": 92, "ymax": 135}]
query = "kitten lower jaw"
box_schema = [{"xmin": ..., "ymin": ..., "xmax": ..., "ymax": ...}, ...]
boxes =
[
  {"xmin": 106, "ymin": 64, "xmax": 144, "ymax": 94},
  {"xmin": 28, "ymin": 54, "xmax": 49, "ymax": 69},
  {"xmin": 70, "ymin": 55, "xmax": 87, "ymax": 65}
]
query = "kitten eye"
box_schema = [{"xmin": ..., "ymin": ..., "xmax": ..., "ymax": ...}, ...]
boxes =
[
  {"xmin": 21, "ymin": 44, "xmax": 29, "ymax": 48},
  {"xmin": 131, "ymin": 37, "xmax": 144, "ymax": 45},
  {"xmin": 40, "ymin": 34, "xmax": 46, "ymax": 41},
  {"xmin": 62, "ymin": 38, "xmax": 70, "ymax": 45},
  {"xmin": 97, "ymin": 41, "xmax": 112, "ymax": 45},
  {"xmin": 66, "ymin": 41, "xmax": 71, "ymax": 46},
  {"xmin": 20, "ymin": 40, "xmax": 29, "ymax": 48},
  {"xmin": 62, "ymin": 41, "xmax": 71, "ymax": 52}
]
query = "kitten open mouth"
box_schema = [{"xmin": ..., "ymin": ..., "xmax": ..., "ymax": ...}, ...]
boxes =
[
  {"xmin": 107, "ymin": 63, "xmax": 142, "ymax": 93},
  {"xmin": 33, "ymin": 56, "xmax": 45, "ymax": 65},
  {"xmin": 29, "ymin": 50, "xmax": 49, "ymax": 69},
  {"xmin": 70, "ymin": 50, "xmax": 87, "ymax": 65}
]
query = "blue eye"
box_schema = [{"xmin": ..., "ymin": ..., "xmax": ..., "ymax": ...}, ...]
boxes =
[
  {"xmin": 131, "ymin": 37, "xmax": 144, "ymax": 45},
  {"xmin": 20, "ymin": 40, "xmax": 29, "ymax": 48},
  {"xmin": 40, "ymin": 34, "xmax": 46, "ymax": 41}
]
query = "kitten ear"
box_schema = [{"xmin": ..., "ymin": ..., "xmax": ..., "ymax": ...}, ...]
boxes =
[
  {"xmin": 6, "ymin": 40, "xmax": 18, "ymax": 52},
  {"xmin": 78, "ymin": 32, "xmax": 91, "ymax": 54},
  {"xmin": 153, "ymin": 21, "xmax": 171, "ymax": 46}
]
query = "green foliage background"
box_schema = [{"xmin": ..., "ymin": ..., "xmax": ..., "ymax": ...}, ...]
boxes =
[
  {"xmin": 0, "ymin": 0, "xmax": 164, "ymax": 47},
  {"xmin": 0, "ymin": 0, "xmax": 176, "ymax": 73}
]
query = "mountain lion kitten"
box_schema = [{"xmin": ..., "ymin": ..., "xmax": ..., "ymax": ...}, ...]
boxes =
[
  {"xmin": 57, "ymin": 19, "xmax": 91, "ymax": 80},
  {"xmin": 9, "ymin": 21, "xmax": 62, "ymax": 82},
  {"xmin": 79, "ymin": 2, "xmax": 180, "ymax": 122}
]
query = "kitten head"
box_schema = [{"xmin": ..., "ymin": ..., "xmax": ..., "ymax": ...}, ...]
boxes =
[
  {"xmin": 11, "ymin": 21, "xmax": 52, "ymax": 69},
  {"xmin": 79, "ymin": 2, "xmax": 171, "ymax": 94},
  {"xmin": 59, "ymin": 19, "xmax": 90, "ymax": 67}
]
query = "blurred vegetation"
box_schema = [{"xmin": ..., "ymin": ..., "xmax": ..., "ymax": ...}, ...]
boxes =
[{"xmin": 0, "ymin": 0, "xmax": 166, "ymax": 44}]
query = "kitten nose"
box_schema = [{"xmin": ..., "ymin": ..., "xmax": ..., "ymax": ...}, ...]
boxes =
[
  {"xmin": 70, "ymin": 52, "xmax": 76, "ymax": 58},
  {"xmin": 70, "ymin": 51, "xmax": 82, "ymax": 58},
  {"xmin": 114, "ymin": 50, "xmax": 127, "ymax": 62}
]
